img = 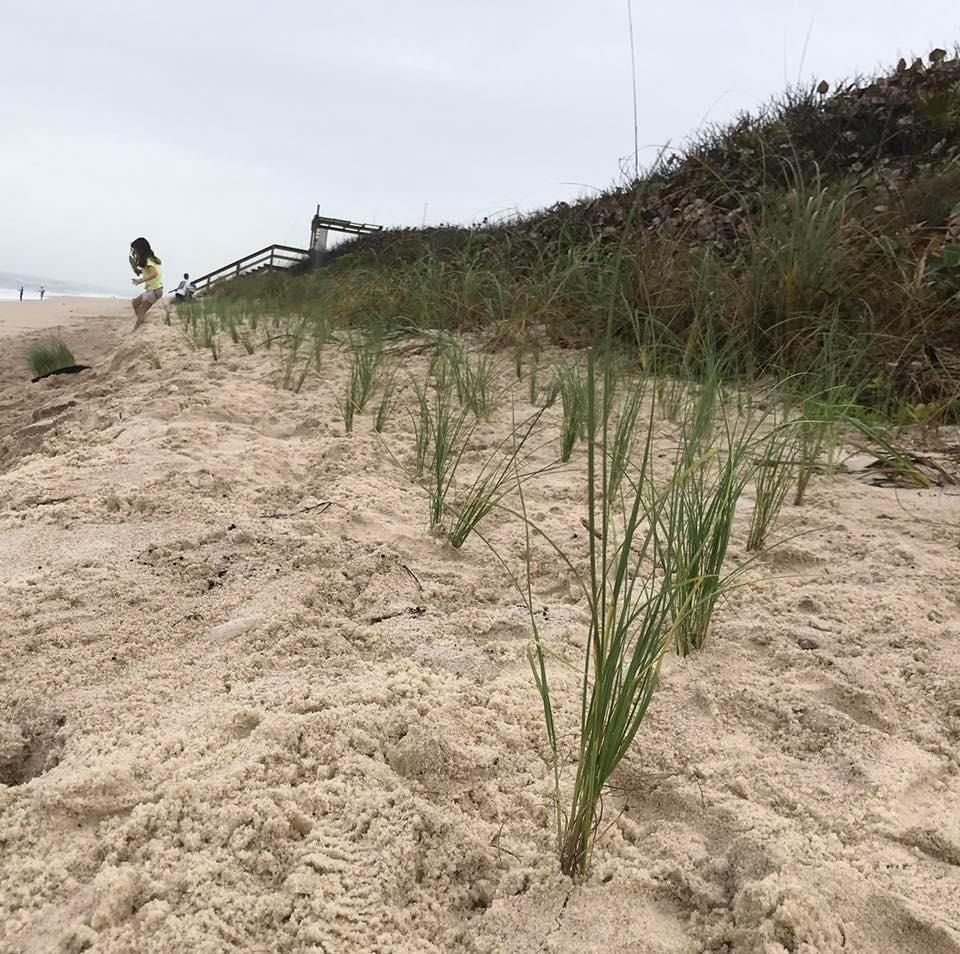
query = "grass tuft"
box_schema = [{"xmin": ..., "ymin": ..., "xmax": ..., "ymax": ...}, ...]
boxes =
[
  {"xmin": 524, "ymin": 348, "xmax": 674, "ymax": 879},
  {"xmin": 747, "ymin": 422, "xmax": 799, "ymax": 551},
  {"xmin": 607, "ymin": 375, "xmax": 646, "ymax": 501},
  {"xmin": 28, "ymin": 340, "xmax": 76, "ymax": 378},
  {"xmin": 373, "ymin": 370, "xmax": 399, "ymax": 434},
  {"xmin": 337, "ymin": 333, "xmax": 384, "ymax": 433},
  {"xmin": 442, "ymin": 339, "xmax": 503, "ymax": 420},
  {"xmin": 425, "ymin": 386, "xmax": 473, "ymax": 527},
  {"xmin": 447, "ymin": 409, "xmax": 546, "ymax": 548},
  {"xmin": 662, "ymin": 379, "xmax": 755, "ymax": 657},
  {"xmin": 556, "ymin": 364, "xmax": 587, "ymax": 462}
]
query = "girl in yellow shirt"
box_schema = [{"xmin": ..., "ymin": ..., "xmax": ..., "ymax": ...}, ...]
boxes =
[{"xmin": 130, "ymin": 237, "xmax": 163, "ymax": 328}]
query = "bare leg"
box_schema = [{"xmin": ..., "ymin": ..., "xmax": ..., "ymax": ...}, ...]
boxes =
[
  {"xmin": 133, "ymin": 284, "xmax": 164, "ymax": 330},
  {"xmin": 132, "ymin": 294, "xmax": 158, "ymax": 329}
]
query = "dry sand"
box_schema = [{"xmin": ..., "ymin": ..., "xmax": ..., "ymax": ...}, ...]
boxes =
[
  {"xmin": 0, "ymin": 298, "xmax": 131, "ymax": 341},
  {"xmin": 0, "ymin": 310, "xmax": 958, "ymax": 953}
]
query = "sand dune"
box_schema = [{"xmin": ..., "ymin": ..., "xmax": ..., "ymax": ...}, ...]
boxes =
[{"xmin": 0, "ymin": 313, "xmax": 958, "ymax": 953}]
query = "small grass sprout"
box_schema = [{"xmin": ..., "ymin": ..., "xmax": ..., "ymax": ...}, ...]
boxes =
[
  {"xmin": 430, "ymin": 340, "xmax": 457, "ymax": 395},
  {"xmin": 447, "ymin": 340, "xmax": 502, "ymax": 419},
  {"xmin": 338, "ymin": 333, "xmax": 385, "ymax": 433},
  {"xmin": 747, "ymin": 422, "xmax": 799, "ymax": 551},
  {"xmin": 280, "ymin": 316, "xmax": 313, "ymax": 392},
  {"xmin": 411, "ymin": 382, "xmax": 433, "ymax": 478},
  {"xmin": 447, "ymin": 408, "xmax": 547, "ymax": 548},
  {"xmin": 556, "ymin": 364, "xmax": 587, "ymax": 462},
  {"xmin": 539, "ymin": 375, "xmax": 560, "ymax": 409},
  {"xmin": 656, "ymin": 374, "xmax": 688, "ymax": 422},
  {"xmin": 607, "ymin": 375, "xmax": 646, "ymax": 501},
  {"xmin": 792, "ymin": 398, "xmax": 836, "ymax": 505},
  {"xmin": 528, "ymin": 349, "xmax": 542, "ymax": 404},
  {"xmin": 513, "ymin": 342, "xmax": 525, "ymax": 379},
  {"xmin": 426, "ymin": 388, "xmax": 473, "ymax": 527},
  {"xmin": 373, "ymin": 371, "xmax": 399, "ymax": 434}
]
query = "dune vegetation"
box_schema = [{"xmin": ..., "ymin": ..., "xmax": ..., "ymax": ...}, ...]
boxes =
[{"xmin": 166, "ymin": 53, "xmax": 960, "ymax": 879}]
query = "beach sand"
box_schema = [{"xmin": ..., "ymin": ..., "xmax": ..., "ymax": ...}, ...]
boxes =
[
  {"xmin": 0, "ymin": 297, "xmax": 131, "ymax": 342},
  {"xmin": 1, "ymin": 312, "xmax": 959, "ymax": 953}
]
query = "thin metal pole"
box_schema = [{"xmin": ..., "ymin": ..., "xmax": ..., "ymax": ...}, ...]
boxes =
[{"xmin": 627, "ymin": 0, "xmax": 639, "ymax": 180}]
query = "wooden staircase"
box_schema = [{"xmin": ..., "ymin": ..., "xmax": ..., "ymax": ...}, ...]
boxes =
[
  {"xmin": 190, "ymin": 211, "xmax": 383, "ymax": 295},
  {"xmin": 190, "ymin": 244, "xmax": 310, "ymax": 295}
]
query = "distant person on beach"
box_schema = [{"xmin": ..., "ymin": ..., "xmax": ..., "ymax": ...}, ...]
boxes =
[
  {"xmin": 174, "ymin": 273, "xmax": 195, "ymax": 302},
  {"xmin": 39, "ymin": 286, "xmax": 45, "ymax": 301},
  {"xmin": 129, "ymin": 237, "xmax": 163, "ymax": 328},
  {"xmin": 18, "ymin": 285, "xmax": 23, "ymax": 301}
]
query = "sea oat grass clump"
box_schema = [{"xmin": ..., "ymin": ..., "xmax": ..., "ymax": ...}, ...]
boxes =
[
  {"xmin": 747, "ymin": 423, "xmax": 799, "ymax": 551},
  {"xmin": 28, "ymin": 340, "xmax": 76, "ymax": 378},
  {"xmin": 665, "ymin": 417, "xmax": 754, "ymax": 656},
  {"xmin": 425, "ymin": 387, "xmax": 472, "ymax": 528},
  {"xmin": 524, "ymin": 349, "xmax": 676, "ymax": 879},
  {"xmin": 556, "ymin": 364, "xmax": 587, "ymax": 462},
  {"xmin": 447, "ymin": 409, "xmax": 547, "ymax": 549},
  {"xmin": 607, "ymin": 375, "xmax": 646, "ymax": 501},
  {"xmin": 446, "ymin": 340, "xmax": 503, "ymax": 420},
  {"xmin": 373, "ymin": 371, "xmax": 398, "ymax": 433},
  {"xmin": 338, "ymin": 333, "xmax": 385, "ymax": 433}
]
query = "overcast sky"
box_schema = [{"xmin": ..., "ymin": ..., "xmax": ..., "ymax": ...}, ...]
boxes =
[{"xmin": 2, "ymin": 1, "xmax": 957, "ymax": 291}]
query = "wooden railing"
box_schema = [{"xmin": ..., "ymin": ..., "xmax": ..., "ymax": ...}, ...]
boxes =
[
  {"xmin": 191, "ymin": 244, "xmax": 310, "ymax": 294},
  {"xmin": 312, "ymin": 214, "xmax": 383, "ymax": 237}
]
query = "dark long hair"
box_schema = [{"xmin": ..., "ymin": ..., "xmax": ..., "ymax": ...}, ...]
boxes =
[{"xmin": 130, "ymin": 237, "xmax": 161, "ymax": 272}]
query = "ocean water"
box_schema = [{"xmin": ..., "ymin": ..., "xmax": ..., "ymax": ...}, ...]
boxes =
[{"xmin": 0, "ymin": 269, "xmax": 124, "ymax": 302}]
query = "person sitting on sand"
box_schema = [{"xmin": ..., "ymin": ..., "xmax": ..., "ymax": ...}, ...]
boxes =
[
  {"xmin": 129, "ymin": 237, "xmax": 163, "ymax": 328},
  {"xmin": 174, "ymin": 273, "xmax": 195, "ymax": 302}
]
